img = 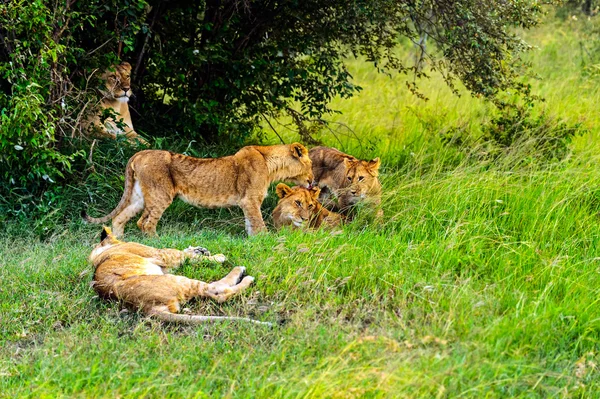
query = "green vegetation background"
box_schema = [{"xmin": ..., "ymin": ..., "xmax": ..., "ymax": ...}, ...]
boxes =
[{"xmin": 2, "ymin": 14, "xmax": 600, "ymax": 398}]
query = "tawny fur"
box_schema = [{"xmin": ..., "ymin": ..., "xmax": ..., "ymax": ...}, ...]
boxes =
[
  {"xmin": 83, "ymin": 143, "xmax": 313, "ymax": 236},
  {"xmin": 90, "ymin": 227, "xmax": 270, "ymax": 325},
  {"xmin": 309, "ymin": 146, "xmax": 382, "ymax": 214},
  {"xmin": 83, "ymin": 62, "xmax": 146, "ymax": 143},
  {"xmin": 273, "ymin": 183, "xmax": 343, "ymax": 230}
]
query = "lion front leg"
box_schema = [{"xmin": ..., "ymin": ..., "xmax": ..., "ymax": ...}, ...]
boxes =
[
  {"xmin": 183, "ymin": 247, "xmax": 227, "ymax": 263},
  {"xmin": 240, "ymin": 198, "xmax": 267, "ymax": 235},
  {"xmin": 149, "ymin": 248, "xmax": 191, "ymax": 270},
  {"xmin": 151, "ymin": 247, "xmax": 226, "ymax": 271}
]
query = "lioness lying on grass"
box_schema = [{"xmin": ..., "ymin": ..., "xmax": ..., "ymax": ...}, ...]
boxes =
[
  {"xmin": 90, "ymin": 226, "xmax": 271, "ymax": 325},
  {"xmin": 309, "ymin": 146, "xmax": 382, "ymax": 216},
  {"xmin": 83, "ymin": 143, "xmax": 314, "ymax": 236},
  {"xmin": 273, "ymin": 183, "xmax": 343, "ymax": 230}
]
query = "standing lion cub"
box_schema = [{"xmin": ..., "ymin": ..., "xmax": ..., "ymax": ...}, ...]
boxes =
[
  {"xmin": 90, "ymin": 226, "xmax": 270, "ymax": 325},
  {"xmin": 83, "ymin": 143, "xmax": 313, "ymax": 236}
]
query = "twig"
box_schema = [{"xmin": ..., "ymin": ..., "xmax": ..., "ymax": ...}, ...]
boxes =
[
  {"xmin": 318, "ymin": 121, "xmax": 345, "ymax": 151},
  {"xmin": 87, "ymin": 38, "xmax": 114, "ymax": 57},
  {"xmin": 88, "ymin": 139, "xmax": 97, "ymax": 173},
  {"xmin": 285, "ymin": 107, "xmax": 321, "ymax": 145},
  {"xmin": 261, "ymin": 113, "xmax": 285, "ymax": 144},
  {"xmin": 134, "ymin": 3, "xmax": 160, "ymax": 79},
  {"xmin": 72, "ymin": 99, "xmax": 93, "ymax": 138}
]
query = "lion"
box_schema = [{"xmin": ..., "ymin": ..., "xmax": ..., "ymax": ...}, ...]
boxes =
[
  {"xmin": 84, "ymin": 62, "xmax": 146, "ymax": 143},
  {"xmin": 309, "ymin": 146, "xmax": 381, "ymax": 215},
  {"xmin": 273, "ymin": 183, "xmax": 343, "ymax": 230},
  {"xmin": 90, "ymin": 226, "xmax": 271, "ymax": 325},
  {"xmin": 83, "ymin": 143, "xmax": 313, "ymax": 236}
]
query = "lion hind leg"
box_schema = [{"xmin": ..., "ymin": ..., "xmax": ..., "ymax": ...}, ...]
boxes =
[
  {"xmin": 140, "ymin": 202, "xmax": 171, "ymax": 236},
  {"xmin": 203, "ymin": 266, "xmax": 255, "ymax": 303},
  {"xmin": 136, "ymin": 182, "xmax": 174, "ymax": 236},
  {"xmin": 129, "ymin": 273, "xmax": 269, "ymax": 326},
  {"xmin": 110, "ymin": 180, "xmax": 145, "ymax": 236},
  {"xmin": 112, "ymin": 200, "xmax": 144, "ymax": 236},
  {"xmin": 136, "ymin": 208, "xmax": 151, "ymax": 231},
  {"xmin": 215, "ymin": 266, "xmax": 247, "ymax": 287}
]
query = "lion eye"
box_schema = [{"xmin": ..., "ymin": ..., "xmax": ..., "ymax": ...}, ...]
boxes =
[
  {"xmin": 358, "ymin": 176, "xmax": 365, "ymax": 182},
  {"xmin": 308, "ymin": 204, "xmax": 314, "ymax": 209},
  {"xmin": 347, "ymin": 176, "xmax": 352, "ymax": 181},
  {"xmin": 295, "ymin": 200, "xmax": 302, "ymax": 207}
]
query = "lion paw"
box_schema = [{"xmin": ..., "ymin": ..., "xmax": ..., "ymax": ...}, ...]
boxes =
[
  {"xmin": 185, "ymin": 246, "xmax": 211, "ymax": 257},
  {"xmin": 209, "ymin": 254, "xmax": 227, "ymax": 263}
]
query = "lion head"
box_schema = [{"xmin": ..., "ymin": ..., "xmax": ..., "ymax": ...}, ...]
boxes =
[
  {"xmin": 273, "ymin": 183, "xmax": 321, "ymax": 229},
  {"xmin": 90, "ymin": 226, "xmax": 122, "ymax": 260},
  {"xmin": 266, "ymin": 143, "xmax": 314, "ymax": 188},
  {"xmin": 338, "ymin": 157, "xmax": 381, "ymax": 208},
  {"xmin": 101, "ymin": 62, "xmax": 133, "ymax": 102}
]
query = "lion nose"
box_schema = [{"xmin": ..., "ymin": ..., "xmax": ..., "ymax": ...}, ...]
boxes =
[
  {"xmin": 351, "ymin": 190, "xmax": 357, "ymax": 195},
  {"xmin": 122, "ymin": 86, "xmax": 130, "ymax": 92}
]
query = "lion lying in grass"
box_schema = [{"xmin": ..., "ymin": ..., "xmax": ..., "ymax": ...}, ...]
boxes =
[
  {"xmin": 83, "ymin": 143, "xmax": 313, "ymax": 236},
  {"xmin": 90, "ymin": 227, "xmax": 271, "ymax": 325},
  {"xmin": 309, "ymin": 146, "xmax": 381, "ymax": 215},
  {"xmin": 273, "ymin": 183, "xmax": 343, "ymax": 230}
]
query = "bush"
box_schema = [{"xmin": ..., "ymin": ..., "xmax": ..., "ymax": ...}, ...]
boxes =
[
  {"xmin": 441, "ymin": 97, "xmax": 586, "ymax": 165},
  {"xmin": 0, "ymin": 0, "xmax": 549, "ymax": 215}
]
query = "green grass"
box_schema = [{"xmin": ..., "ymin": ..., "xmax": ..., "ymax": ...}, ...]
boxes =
[{"xmin": 2, "ymin": 14, "xmax": 600, "ymax": 399}]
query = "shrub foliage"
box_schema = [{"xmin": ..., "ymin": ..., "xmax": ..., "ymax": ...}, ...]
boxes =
[{"xmin": 1, "ymin": 0, "xmax": 548, "ymax": 206}]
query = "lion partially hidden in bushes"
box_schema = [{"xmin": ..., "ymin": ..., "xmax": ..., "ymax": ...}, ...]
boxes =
[{"xmin": 83, "ymin": 62, "xmax": 145, "ymax": 143}]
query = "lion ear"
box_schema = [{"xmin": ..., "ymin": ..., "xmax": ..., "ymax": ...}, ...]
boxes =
[
  {"xmin": 291, "ymin": 143, "xmax": 307, "ymax": 159},
  {"xmin": 101, "ymin": 226, "xmax": 113, "ymax": 242},
  {"xmin": 309, "ymin": 186, "xmax": 321, "ymax": 198},
  {"xmin": 120, "ymin": 62, "xmax": 132, "ymax": 70},
  {"xmin": 366, "ymin": 157, "xmax": 380, "ymax": 176},
  {"xmin": 276, "ymin": 183, "xmax": 293, "ymax": 199},
  {"xmin": 343, "ymin": 157, "xmax": 356, "ymax": 169}
]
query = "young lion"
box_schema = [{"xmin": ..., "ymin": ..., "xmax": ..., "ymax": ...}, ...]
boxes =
[
  {"xmin": 273, "ymin": 183, "xmax": 343, "ymax": 230},
  {"xmin": 83, "ymin": 143, "xmax": 313, "ymax": 236},
  {"xmin": 84, "ymin": 62, "xmax": 145, "ymax": 143},
  {"xmin": 309, "ymin": 146, "xmax": 381, "ymax": 214},
  {"xmin": 90, "ymin": 226, "xmax": 270, "ymax": 325}
]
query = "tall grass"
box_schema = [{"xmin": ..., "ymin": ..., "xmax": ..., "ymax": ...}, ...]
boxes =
[{"xmin": 2, "ymin": 14, "xmax": 600, "ymax": 398}]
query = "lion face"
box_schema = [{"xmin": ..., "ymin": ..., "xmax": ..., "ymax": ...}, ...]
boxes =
[
  {"xmin": 338, "ymin": 157, "xmax": 381, "ymax": 208},
  {"xmin": 274, "ymin": 183, "xmax": 321, "ymax": 228},
  {"xmin": 101, "ymin": 62, "xmax": 133, "ymax": 102},
  {"xmin": 287, "ymin": 143, "xmax": 314, "ymax": 188}
]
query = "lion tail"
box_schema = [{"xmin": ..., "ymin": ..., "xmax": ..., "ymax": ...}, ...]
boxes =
[
  {"xmin": 150, "ymin": 311, "xmax": 273, "ymax": 327},
  {"xmin": 82, "ymin": 155, "xmax": 137, "ymax": 224}
]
